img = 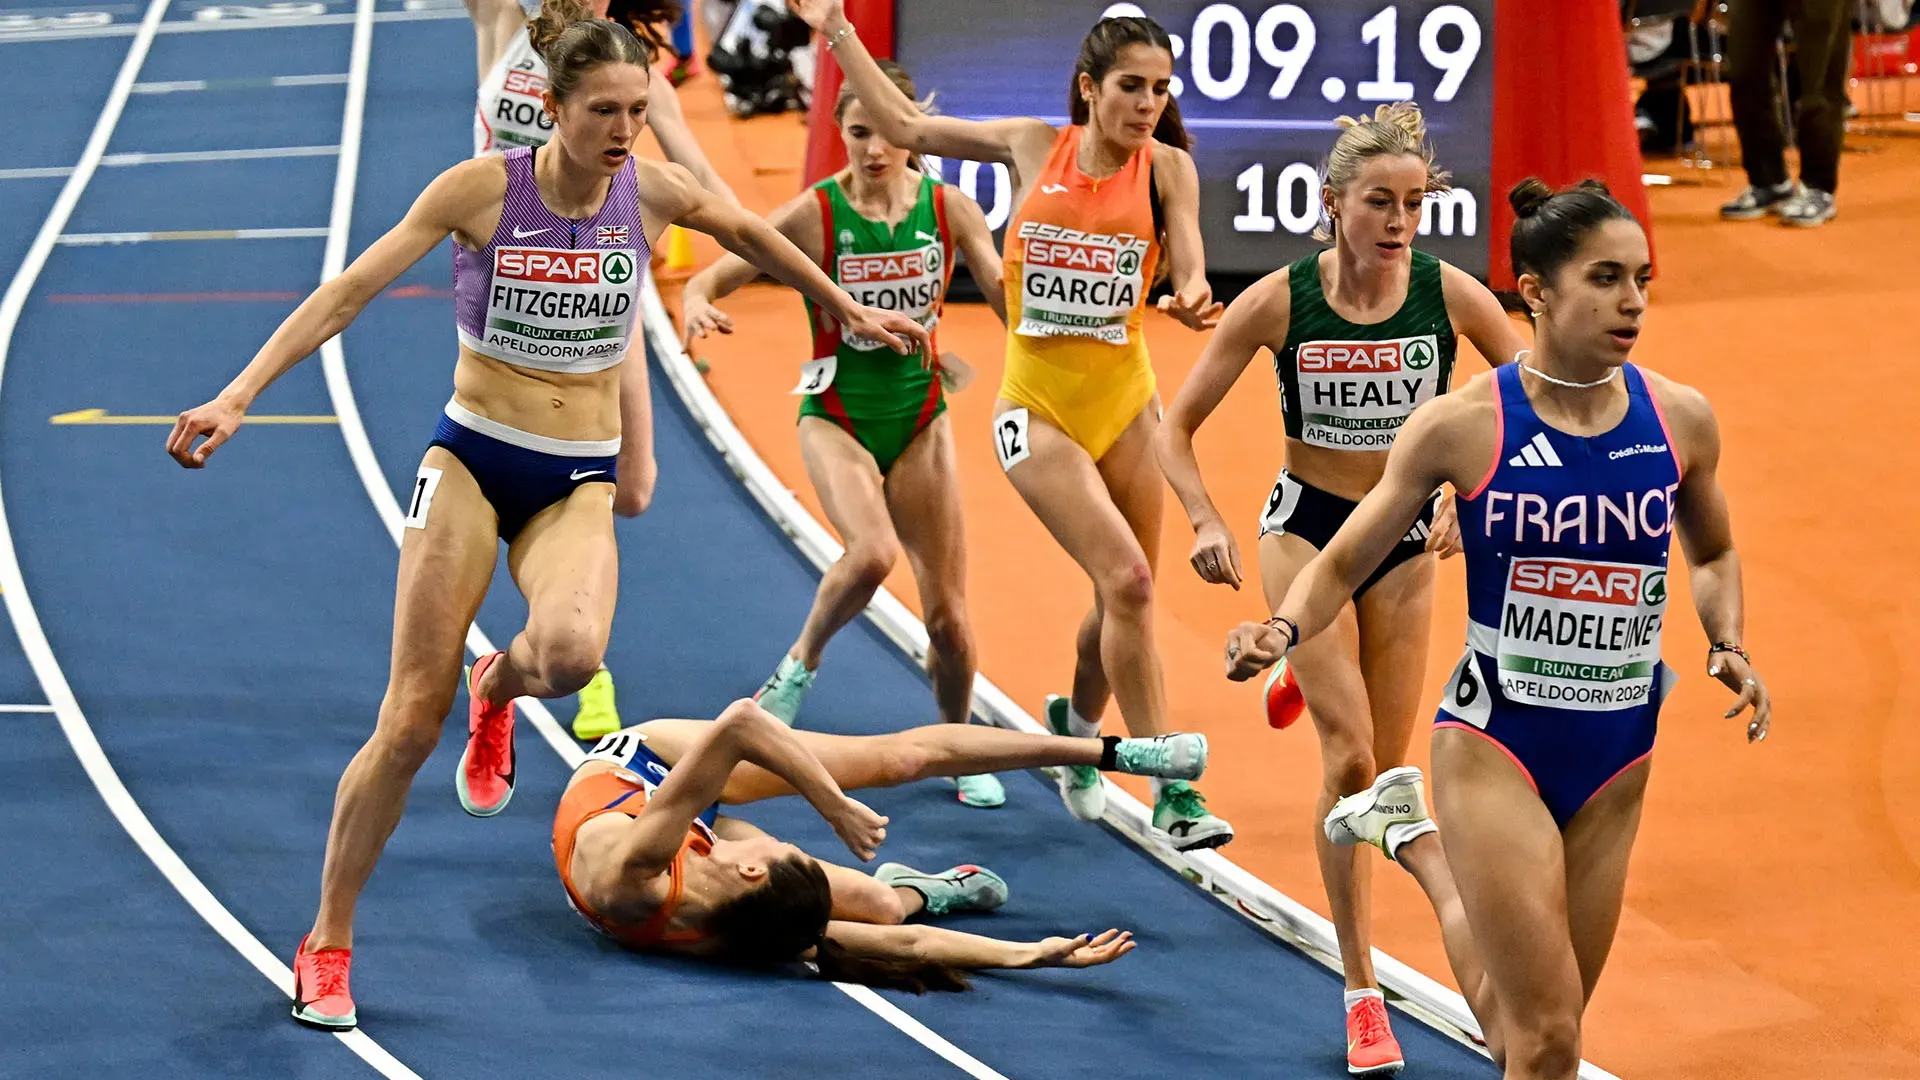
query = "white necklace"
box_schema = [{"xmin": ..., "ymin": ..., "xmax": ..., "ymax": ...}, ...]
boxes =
[{"xmin": 1516, "ymin": 351, "xmax": 1618, "ymax": 389}]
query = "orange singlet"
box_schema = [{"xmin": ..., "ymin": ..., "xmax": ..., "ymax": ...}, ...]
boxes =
[
  {"xmin": 551, "ymin": 766, "xmax": 716, "ymax": 948},
  {"xmin": 998, "ymin": 125, "xmax": 1162, "ymax": 463}
]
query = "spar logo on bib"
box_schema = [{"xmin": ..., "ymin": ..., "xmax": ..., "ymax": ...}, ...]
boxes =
[
  {"xmin": 1509, "ymin": 560, "xmax": 1650, "ymax": 607},
  {"xmin": 1291, "ymin": 335, "xmax": 1442, "ymax": 450},
  {"xmin": 602, "ymin": 251, "xmax": 634, "ymax": 284},
  {"xmin": 497, "ymin": 249, "xmax": 612, "ymax": 283}
]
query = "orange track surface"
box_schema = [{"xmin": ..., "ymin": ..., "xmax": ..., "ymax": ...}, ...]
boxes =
[{"xmin": 643, "ymin": 72, "xmax": 1920, "ymax": 1079}]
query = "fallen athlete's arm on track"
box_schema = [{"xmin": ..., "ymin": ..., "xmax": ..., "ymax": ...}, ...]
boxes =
[
  {"xmin": 1156, "ymin": 269, "xmax": 1291, "ymax": 589},
  {"xmin": 944, "ymin": 187, "xmax": 1007, "ymax": 326},
  {"xmin": 822, "ymin": 921, "xmax": 1135, "ymax": 971},
  {"xmin": 1650, "ymin": 371, "xmax": 1772, "ymax": 739},
  {"xmin": 680, "ymin": 189, "xmax": 823, "ymax": 345},
  {"xmin": 464, "ymin": 0, "xmax": 523, "ymax": 83},
  {"xmin": 786, "ymin": 0, "xmax": 1055, "ymax": 171},
  {"xmin": 168, "ymin": 157, "xmax": 501, "ymax": 467},
  {"xmin": 1150, "ymin": 145, "xmax": 1224, "ymax": 331},
  {"xmin": 643, "ymin": 75, "xmax": 742, "ymax": 207},
  {"xmin": 606, "ymin": 702, "xmax": 889, "ymax": 884},
  {"xmin": 637, "ymin": 158, "xmax": 930, "ymax": 357},
  {"xmin": 614, "ymin": 342, "xmax": 656, "ymax": 516},
  {"xmin": 1226, "ymin": 392, "xmax": 1482, "ymax": 679},
  {"xmin": 1440, "ymin": 261, "xmax": 1528, "ymax": 368}
]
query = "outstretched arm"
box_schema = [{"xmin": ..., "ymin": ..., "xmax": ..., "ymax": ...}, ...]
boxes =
[
  {"xmin": 640, "ymin": 159, "xmax": 931, "ymax": 357},
  {"xmin": 614, "ymin": 344, "xmax": 655, "ymax": 516},
  {"xmin": 168, "ymin": 158, "xmax": 494, "ymax": 467},
  {"xmin": 680, "ymin": 189, "xmax": 823, "ymax": 347},
  {"xmin": 1659, "ymin": 376, "xmax": 1771, "ymax": 741},
  {"xmin": 464, "ymin": 0, "xmax": 523, "ymax": 82},
  {"xmin": 605, "ymin": 701, "xmax": 888, "ymax": 885},
  {"xmin": 1151, "ymin": 146, "xmax": 1223, "ymax": 331},
  {"xmin": 823, "ymin": 921, "xmax": 1135, "ymax": 971},
  {"xmin": 786, "ymin": 0, "xmax": 1055, "ymax": 168},
  {"xmin": 1156, "ymin": 271, "xmax": 1287, "ymax": 589}
]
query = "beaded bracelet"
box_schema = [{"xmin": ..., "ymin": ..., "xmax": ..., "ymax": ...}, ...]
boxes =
[
  {"xmin": 1708, "ymin": 641, "xmax": 1750, "ymax": 663},
  {"xmin": 1266, "ymin": 615, "xmax": 1300, "ymax": 652}
]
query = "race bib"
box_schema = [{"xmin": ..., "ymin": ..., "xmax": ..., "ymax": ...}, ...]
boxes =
[
  {"xmin": 792, "ymin": 356, "xmax": 836, "ymax": 395},
  {"xmin": 993, "ymin": 408, "xmax": 1033, "ymax": 471},
  {"xmin": 1014, "ymin": 222, "xmax": 1147, "ymax": 345},
  {"xmin": 837, "ymin": 243, "xmax": 943, "ymax": 351},
  {"xmin": 1291, "ymin": 335, "xmax": 1442, "ymax": 450},
  {"xmin": 473, "ymin": 246, "xmax": 636, "ymax": 367},
  {"xmin": 1494, "ymin": 557, "xmax": 1668, "ymax": 711},
  {"xmin": 484, "ymin": 63, "xmax": 553, "ymax": 151}
]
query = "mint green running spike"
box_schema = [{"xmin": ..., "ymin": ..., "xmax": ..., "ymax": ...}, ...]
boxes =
[
  {"xmin": 754, "ymin": 654, "xmax": 815, "ymax": 726},
  {"xmin": 571, "ymin": 667, "xmax": 621, "ymax": 741},
  {"xmin": 875, "ymin": 863, "xmax": 1009, "ymax": 917},
  {"xmin": 1113, "ymin": 733, "xmax": 1208, "ymax": 780},
  {"xmin": 953, "ymin": 772, "xmax": 1006, "ymax": 809},
  {"xmin": 1045, "ymin": 695, "xmax": 1106, "ymax": 822},
  {"xmin": 1153, "ymin": 781, "xmax": 1235, "ymax": 852}
]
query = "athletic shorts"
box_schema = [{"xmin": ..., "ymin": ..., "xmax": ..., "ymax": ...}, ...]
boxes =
[
  {"xmin": 581, "ymin": 729, "xmax": 719, "ymax": 830},
  {"xmin": 799, "ymin": 353, "xmax": 945, "ymax": 474},
  {"xmin": 1435, "ymin": 649, "xmax": 1675, "ymax": 828},
  {"xmin": 424, "ymin": 400, "xmax": 618, "ymax": 543},
  {"xmin": 1258, "ymin": 470, "xmax": 1438, "ymax": 599}
]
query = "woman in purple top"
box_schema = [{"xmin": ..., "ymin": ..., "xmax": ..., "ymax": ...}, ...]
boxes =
[{"xmin": 166, "ymin": 10, "xmax": 929, "ymax": 1031}]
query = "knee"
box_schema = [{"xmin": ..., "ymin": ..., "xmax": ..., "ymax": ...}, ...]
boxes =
[
  {"xmin": 1321, "ymin": 741, "xmax": 1377, "ymax": 798},
  {"xmin": 1095, "ymin": 558, "xmax": 1154, "ymax": 614},
  {"xmin": 373, "ymin": 692, "xmax": 449, "ymax": 771},
  {"xmin": 1510, "ymin": 1017, "xmax": 1581, "ymax": 1080},
  {"xmin": 844, "ymin": 543, "xmax": 899, "ymax": 593},
  {"xmin": 877, "ymin": 731, "xmax": 933, "ymax": 786},
  {"xmin": 527, "ymin": 630, "xmax": 605, "ymax": 696},
  {"xmin": 924, "ymin": 604, "xmax": 971, "ymax": 661}
]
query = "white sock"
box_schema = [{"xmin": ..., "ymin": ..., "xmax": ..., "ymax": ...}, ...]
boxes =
[
  {"xmin": 1344, "ymin": 988, "xmax": 1383, "ymax": 1011},
  {"xmin": 1066, "ymin": 703, "xmax": 1101, "ymax": 740},
  {"xmin": 1151, "ymin": 777, "xmax": 1183, "ymax": 801},
  {"xmin": 1383, "ymin": 818, "xmax": 1439, "ymax": 863}
]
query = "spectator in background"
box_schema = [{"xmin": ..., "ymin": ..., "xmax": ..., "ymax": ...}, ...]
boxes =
[{"xmin": 1721, "ymin": 0, "xmax": 1853, "ymax": 226}]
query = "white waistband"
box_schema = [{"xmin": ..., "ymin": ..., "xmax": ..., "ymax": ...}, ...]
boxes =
[
  {"xmin": 1467, "ymin": 621, "xmax": 1497, "ymax": 654},
  {"xmin": 443, "ymin": 399, "xmax": 621, "ymax": 457}
]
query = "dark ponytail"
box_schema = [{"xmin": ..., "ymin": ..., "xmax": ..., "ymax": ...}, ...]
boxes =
[
  {"xmin": 1066, "ymin": 16, "xmax": 1190, "ymax": 150},
  {"xmin": 1508, "ymin": 177, "xmax": 1638, "ymax": 282},
  {"xmin": 603, "ymin": 0, "xmax": 679, "ymax": 57},
  {"xmin": 528, "ymin": 0, "xmax": 653, "ymax": 102},
  {"xmin": 706, "ymin": 855, "xmax": 973, "ymax": 994}
]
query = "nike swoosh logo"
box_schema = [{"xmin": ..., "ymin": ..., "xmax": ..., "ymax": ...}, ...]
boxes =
[
  {"xmin": 569, "ymin": 468, "xmax": 607, "ymax": 480},
  {"xmin": 1041, "ymin": 184, "xmax": 1069, "ymax": 194},
  {"xmin": 512, "ymin": 227, "xmax": 552, "ymax": 239}
]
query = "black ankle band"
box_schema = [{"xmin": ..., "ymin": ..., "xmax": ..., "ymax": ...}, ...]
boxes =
[{"xmin": 1098, "ymin": 735, "xmax": 1121, "ymax": 771}]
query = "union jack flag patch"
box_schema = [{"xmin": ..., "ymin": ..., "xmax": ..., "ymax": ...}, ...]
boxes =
[{"xmin": 595, "ymin": 225, "xmax": 629, "ymax": 246}]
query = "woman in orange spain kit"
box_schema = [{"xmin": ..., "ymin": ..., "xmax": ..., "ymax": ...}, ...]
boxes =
[{"xmin": 786, "ymin": 0, "xmax": 1231, "ymax": 849}]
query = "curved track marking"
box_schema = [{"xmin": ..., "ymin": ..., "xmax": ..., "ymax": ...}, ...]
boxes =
[{"xmin": 0, "ymin": 0, "xmax": 420, "ymax": 1075}]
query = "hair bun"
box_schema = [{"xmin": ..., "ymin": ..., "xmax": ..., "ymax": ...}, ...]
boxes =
[{"xmin": 1508, "ymin": 177, "xmax": 1554, "ymax": 219}]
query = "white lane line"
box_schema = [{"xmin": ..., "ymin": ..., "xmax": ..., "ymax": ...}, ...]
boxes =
[
  {"xmin": 0, "ymin": 703, "xmax": 57, "ymax": 712},
  {"xmin": 133, "ymin": 73, "xmax": 349, "ymax": 92},
  {"xmin": 106, "ymin": 144, "xmax": 341, "ymax": 165},
  {"xmin": 0, "ymin": 0, "xmax": 421, "ymax": 1075},
  {"xmin": 309, "ymin": 10, "xmax": 1009, "ymax": 1077},
  {"xmin": 0, "ymin": 6, "xmax": 462, "ymax": 43},
  {"xmin": 0, "ymin": 144, "xmax": 342, "ymax": 181},
  {"xmin": 57, "ymin": 227, "xmax": 332, "ymax": 245}
]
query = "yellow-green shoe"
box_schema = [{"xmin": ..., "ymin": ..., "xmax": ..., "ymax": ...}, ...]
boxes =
[{"xmin": 571, "ymin": 667, "xmax": 621, "ymax": 741}]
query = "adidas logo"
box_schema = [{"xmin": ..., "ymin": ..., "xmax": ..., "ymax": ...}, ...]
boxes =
[{"xmin": 1508, "ymin": 432, "xmax": 1563, "ymax": 468}]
